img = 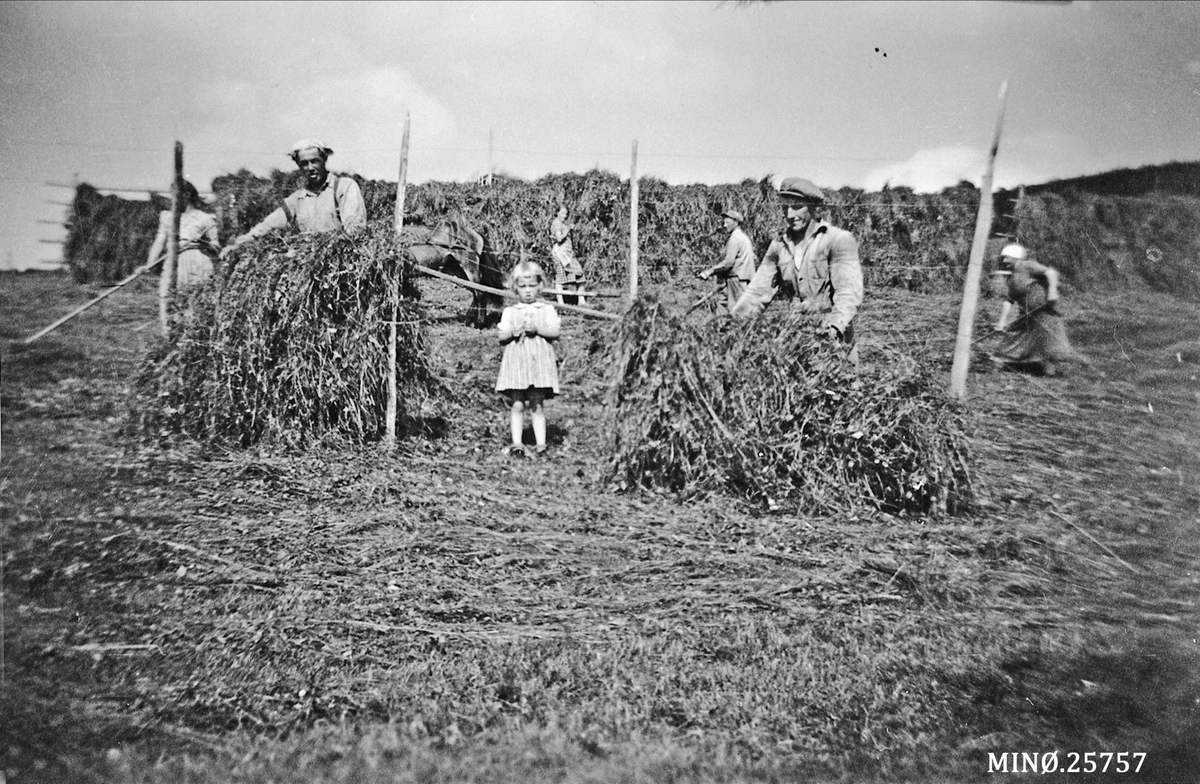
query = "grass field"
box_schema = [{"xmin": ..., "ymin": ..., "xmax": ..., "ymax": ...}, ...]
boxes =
[{"xmin": 2, "ymin": 269, "xmax": 1198, "ymax": 783}]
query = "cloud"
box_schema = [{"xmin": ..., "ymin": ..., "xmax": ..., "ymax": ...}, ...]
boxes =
[
  {"xmin": 862, "ymin": 146, "xmax": 986, "ymax": 193},
  {"xmin": 862, "ymin": 132, "xmax": 1110, "ymax": 193},
  {"xmin": 189, "ymin": 67, "xmax": 458, "ymax": 181}
]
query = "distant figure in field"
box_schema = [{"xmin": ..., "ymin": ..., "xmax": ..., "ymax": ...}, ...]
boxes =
[
  {"xmin": 495, "ymin": 261, "xmax": 562, "ymax": 458},
  {"xmin": 148, "ymin": 181, "xmax": 220, "ymax": 295},
  {"xmin": 549, "ymin": 206, "xmax": 587, "ymax": 306},
  {"xmin": 222, "ymin": 138, "xmax": 366, "ymax": 256},
  {"xmin": 732, "ymin": 177, "xmax": 863, "ymax": 362},
  {"xmin": 697, "ymin": 208, "xmax": 757, "ymax": 312},
  {"xmin": 991, "ymin": 243, "xmax": 1080, "ymax": 377}
]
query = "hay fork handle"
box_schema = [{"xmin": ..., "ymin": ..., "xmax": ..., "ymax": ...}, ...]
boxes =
[
  {"xmin": 21, "ymin": 258, "xmax": 161, "ymax": 344},
  {"xmin": 685, "ymin": 287, "xmax": 722, "ymax": 315}
]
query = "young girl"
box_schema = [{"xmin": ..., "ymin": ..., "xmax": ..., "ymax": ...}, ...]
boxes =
[{"xmin": 495, "ymin": 261, "xmax": 562, "ymax": 457}]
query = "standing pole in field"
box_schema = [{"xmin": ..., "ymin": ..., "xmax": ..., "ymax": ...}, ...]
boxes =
[
  {"xmin": 385, "ymin": 112, "xmax": 411, "ymax": 452},
  {"xmin": 393, "ymin": 113, "xmax": 411, "ymax": 236},
  {"xmin": 487, "ymin": 127, "xmax": 494, "ymax": 186},
  {"xmin": 159, "ymin": 141, "xmax": 184, "ymax": 337},
  {"xmin": 629, "ymin": 139, "xmax": 639, "ymax": 301},
  {"xmin": 948, "ymin": 81, "xmax": 1008, "ymax": 403}
]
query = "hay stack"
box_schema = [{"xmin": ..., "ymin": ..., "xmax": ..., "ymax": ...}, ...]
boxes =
[
  {"xmin": 129, "ymin": 225, "xmax": 437, "ymax": 447},
  {"xmin": 65, "ymin": 183, "xmax": 161, "ymax": 283},
  {"xmin": 606, "ymin": 297, "xmax": 972, "ymax": 515},
  {"xmin": 1015, "ymin": 191, "xmax": 1200, "ymax": 299}
]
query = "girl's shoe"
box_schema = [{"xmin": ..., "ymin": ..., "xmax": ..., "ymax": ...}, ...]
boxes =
[
  {"xmin": 505, "ymin": 444, "xmax": 527, "ymax": 459},
  {"xmin": 533, "ymin": 444, "xmax": 549, "ymax": 456}
]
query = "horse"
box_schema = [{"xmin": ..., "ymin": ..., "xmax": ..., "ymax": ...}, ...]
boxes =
[{"xmin": 402, "ymin": 220, "xmax": 506, "ymax": 328}]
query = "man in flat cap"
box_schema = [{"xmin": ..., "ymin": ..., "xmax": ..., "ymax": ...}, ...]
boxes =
[
  {"xmin": 698, "ymin": 208, "xmax": 757, "ymax": 312},
  {"xmin": 224, "ymin": 138, "xmax": 367, "ymax": 254},
  {"xmin": 732, "ymin": 177, "xmax": 863, "ymax": 360}
]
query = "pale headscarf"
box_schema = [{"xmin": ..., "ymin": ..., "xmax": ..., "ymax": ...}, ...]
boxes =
[{"xmin": 288, "ymin": 138, "xmax": 334, "ymax": 162}]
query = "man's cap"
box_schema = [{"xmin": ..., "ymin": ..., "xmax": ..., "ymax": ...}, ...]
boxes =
[
  {"xmin": 999, "ymin": 243, "xmax": 1028, "ymax": 261},
  {"xmin": 288, "ymin": 138, "xmax": 334, "ymax": 160},
  {"xmin": 720, "ymin": 208, "xmax": 744, "ymax": 223},
  {"xmin": 778, "ymin": 177, "xmax": 825, "ymax": 203}
]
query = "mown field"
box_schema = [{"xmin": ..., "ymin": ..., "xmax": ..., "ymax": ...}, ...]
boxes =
[{"xmin": 2, "ymin": 268, "xmax": 1199, "ymax": 783}]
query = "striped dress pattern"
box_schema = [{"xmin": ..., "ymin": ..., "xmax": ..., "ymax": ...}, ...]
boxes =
[
  {"xmin": 550, "ymin": 217, "xmax": 584, "ymax": 289},
  {"xmin": 495, "ymin": 302, "xmax": 561, "ymax": 397},
  {"xmin": 156, "ymin": 209, "xmax": 219, "ymax": 295}
]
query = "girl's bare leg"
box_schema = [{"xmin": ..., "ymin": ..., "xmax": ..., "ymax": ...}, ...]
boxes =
[
  {"xmin": 510, "ymin": 398, "xmax": 525, "ymax": 447},
  {"xmin": 527, "ymin": 392, "xmax": 547, "ymax": 448}
]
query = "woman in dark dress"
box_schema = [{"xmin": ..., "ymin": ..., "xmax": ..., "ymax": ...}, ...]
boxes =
[{"xmin": 991, "ymin": 243, "xmax": 1079, "ymax": 377}]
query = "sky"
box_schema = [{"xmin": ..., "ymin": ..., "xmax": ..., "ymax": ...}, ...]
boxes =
[{"xmin": 2, "ymin": 0, "xmax": 1199, "ymax": 270}]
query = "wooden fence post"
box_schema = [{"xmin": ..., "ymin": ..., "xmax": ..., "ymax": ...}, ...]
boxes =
[
  {"xmin": 948, "ymin": 82, "xmax": 1008, "ymax": 402},
  {"xmin": 487, "ymin": 127, "xmax": 495, "ymax": 187},
  {"xmin": 629, "ymin": 139, "xmax": 639, "ymax": 302},
  {"xmin": 386, "ymin": 113, "xmax": 411, "ymax": 452},
  {"xmin": 159, "ymin": 141, "xmax": 183, "ymax": 337}
]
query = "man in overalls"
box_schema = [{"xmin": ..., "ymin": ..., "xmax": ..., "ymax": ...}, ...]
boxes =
[
  {"xmin": 224, "ymin": 138, "xmax": 367, "ymax": 254},
  {"xmin": 732, "ymin": 177, "xmax": 863, "ymax": 363}
]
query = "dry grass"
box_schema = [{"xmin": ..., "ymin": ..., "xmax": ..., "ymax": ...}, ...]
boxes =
[
  {"xmin": 127, "ymin": 225, "xmax": 437, "ymax": 448},
  {"xmin": 3, "ymin": 273, "xmax": 1199, "ymax": 783},
  {"xmin": 63, "ymin": 184, "xmax": 161, "ymax": 284},
  {"xmin": 606, "ymin": 296, "xmax": 972, "ymax": 515},
  {"xmin": 1015, "ymin": 190, "xmax": 1200, "ymax": 298},
  {"xmin": 67, "ymin": 173, "xmax": 988, "ymax": 292}
]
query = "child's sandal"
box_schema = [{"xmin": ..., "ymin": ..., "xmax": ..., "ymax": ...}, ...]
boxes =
[
  {"xmin": 533, "ymin": 444, "xmax": 549, "ymax": 457},
  {"xmin": 505, "ymin": 444, "xmax": 527, "ymax": 459}
]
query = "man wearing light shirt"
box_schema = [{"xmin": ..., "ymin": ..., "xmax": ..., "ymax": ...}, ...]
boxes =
[
  {"xmin": 698, "ymin": 208, "xmax": 757, "ymax": 312},
  {"xmin": 223, "ymin": 138, "xmax": 367, "ymax": 255},
  {"xmin": 732, "ymin": 177, "xmax": 863, "ymax": 362}
]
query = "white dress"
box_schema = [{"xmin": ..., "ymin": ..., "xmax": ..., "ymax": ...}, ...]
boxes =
[
  {"xmin": 495, "ymin": 302, "xmax": 561, "ymax": 397},
  {"xmin": 156, "ymin": 208, "xmax": 219, "ymax": 294}
]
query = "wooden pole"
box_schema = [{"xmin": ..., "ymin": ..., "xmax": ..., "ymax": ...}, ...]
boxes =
[
  {"xmin": 22, "ymin": 259, "xmax": 162, "ymax": 344},
  {"xmin": 386, "ymin": 113, "xmax": 412, "ymax": 452},
  {"xmin": 415, "ymin": 265, "xmax": 620, "ymax": 322},
  {"xmin": 487, "ymin": 127, "xmax": 494, "ymax": 186},
  {"xmin": 540, "ymin": 286, "xmax": 623, "ymax": 299},
  {"xmin": 159, "ymin": 141, "xmax": 183, "ymax": 337},
  {"xmin": 948, "ymin": 82, "xmax": 1008, "ymax": 403},
  {"xmin": 393, "ymin": 113, "xmax": 410, "ymax": 236},
  {"xmin": 629, "ymin": 139, "xmax": 639, "ymax": 301}
]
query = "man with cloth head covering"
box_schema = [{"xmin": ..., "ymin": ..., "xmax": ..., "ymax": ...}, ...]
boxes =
[
  {"xmin": 697, "ymin": 208, "xmax": 757, "ymax": 312},
  {"xmin": 731, "ymin": 177, "xmax": 863, "ymax": 360},
  {"xmin": 224, "ymin": 138, "xmax": 367, "ymax": 254}
]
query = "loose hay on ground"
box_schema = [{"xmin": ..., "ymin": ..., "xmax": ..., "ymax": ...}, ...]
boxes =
[
  {"xmin": 605, "ymin": 297, "xmax": 972, "ymax": 515},
  {"xmin": 129, "ymin": 225, "xmax": 441, "ymax": 447}
]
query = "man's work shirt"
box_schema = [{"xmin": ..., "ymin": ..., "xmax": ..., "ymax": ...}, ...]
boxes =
[
  {"xmin": 731, "ymin": 220, "xmax": 863, "ymax": 334},
  {"xmin": 242, "ymin": 174, "xmax": 367, "ymax": 241},
  {"xmin": 710, "ymin": 226, "xmax": 757, "ymax": 281}
]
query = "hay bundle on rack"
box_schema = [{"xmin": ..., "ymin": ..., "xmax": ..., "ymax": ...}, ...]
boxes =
[
  {"xmin": 65, "ymin": 183, "xmax": 161, "ymax": 283},
  {"xmin": 606, "ymin": 297, "xmax": 972, "ymax": 515},
  {"xmin": 130, "ymin": 225, "xmax": 438, "ymax": 448}
]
